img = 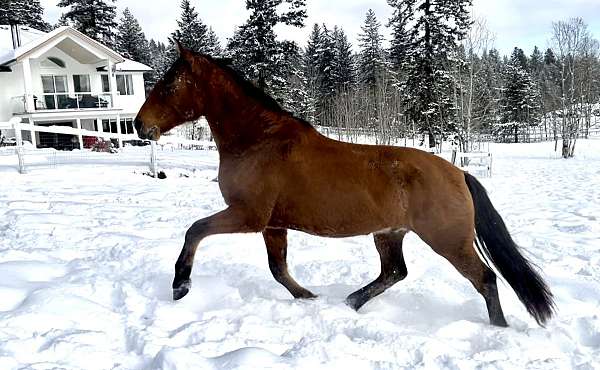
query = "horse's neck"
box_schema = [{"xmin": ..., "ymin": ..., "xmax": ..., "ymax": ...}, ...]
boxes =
[{"xmin": 202, "ymin": 81, "xmax": 278, "ymax": 155}]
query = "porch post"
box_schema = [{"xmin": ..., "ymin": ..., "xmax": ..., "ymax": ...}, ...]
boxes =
[
  {"xmin": 29, "ymin": 118, "xmax": 37, "ymax": 148},
  {"xmin": 76, "ymin": 118, "xmax": 83, "ymax": 150},
  {"xmin": 107, "ymin": 59, "xmax": 117, "ymax": 108},
  {"xmin": 116, "ymin": 113, "xmax": 122, "ymax": 148},
  {"xmin": 22, "ymin": 57, "xmax": 35, "ymax": 112}
]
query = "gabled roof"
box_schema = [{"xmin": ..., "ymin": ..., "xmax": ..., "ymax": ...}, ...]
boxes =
[{"xmin": 0, "ymin": 26, "xmax": 125, "ymax": 66}]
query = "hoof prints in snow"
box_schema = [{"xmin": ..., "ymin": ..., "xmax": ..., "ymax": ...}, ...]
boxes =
[{"xmin": 0, "ymin": 143, "xmax": 599, "ymax": 369}]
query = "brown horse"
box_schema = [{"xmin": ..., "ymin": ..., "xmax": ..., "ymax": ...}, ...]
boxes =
[{"xmin": 134, "ymin": 41, "xmax": 554, "ymax": 327}]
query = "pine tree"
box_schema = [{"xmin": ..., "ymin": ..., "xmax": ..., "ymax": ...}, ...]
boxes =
[
  {"xmin": 498, "ymin": 49, "xmax": 540, "ymax": 142},
  {"xmin": 357, "ymin": 9, "xmax": 385, "ymax": 88},
  {"xmin": 0, "ymin": 0, "xmax": 51, "ymax": 31},
  {"xmin": 317, "ymin": 25, "xmax": 337, "ymax": 107},
  {"xmin": 481, "ymin": 48, "xmax": 504, "ymax": 129},
  {"xmin": 205, "ymin": 27, "xmax": 223, "ymax": 57},
  {"xmin": 530, "ymin": 46, "xmax": 544, "ymax": 75},
  {"xmin": 544, "ymin": 48, "xmax": 558, "ymax": 65},
  {"xmin": 54, "ymin": 13, "xmax": 72, "ymax": 29},
  {"xmin": 162, "ymin": 0, "xmax": 212, "ymax": 76},
  {"xmin": 387, "ymin": 0, "xmax": 416, "ymax": 71},
  {"xmin": 226, "ymin": 0, "xmax": 307, "ymax": 101},
  {"xmin": 279, "ymin": 44, "xmax": 310, "ymax": 117},
  {"xmin": 115, "ymin": 8, "xmax": 150, "ymax": 64},
  {"xmin": 303, "ymin": 23, "xmax": 323, "ymax": 123},
  {"xmin": 57, "ymin": 0, "xmax": 117, "ymax": 47},
  {"xmin": 332, "ymin": 26, "xmax": 355, "ymax": 91},
  {"xmin": 400, "ymin": 0, "xmax": 472, "ymax": 147},
  {"xmin": 510, "ymin": 47, "xmax": 529, "ymax": 71},
  {"xmin": 147, "ymin": 39, "xmax": 169, "ymax": 90},
  {"xmin": 171, "ymin": 0, "xmax": 208, "ymax": 53}
]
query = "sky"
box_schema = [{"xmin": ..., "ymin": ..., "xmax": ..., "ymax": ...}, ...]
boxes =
[{"xmin": 39, "ymin": 0, "xmax": 600, "ymax": 56}]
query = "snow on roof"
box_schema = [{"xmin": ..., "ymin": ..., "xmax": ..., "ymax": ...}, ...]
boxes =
[
  {"xmin": 0, "ymin": 25, "xmax": 125, "ymax": 66},
  {"xmin": 117, "ymin": 59, "xmax": 153, "ymax": 72},
  {"xmin": 0, "ymin": 24, "xmax": 49, "ymax": 63},
  {"xmin": 97, "ymin": 58, "xmax": 153, "ymax": 72}
]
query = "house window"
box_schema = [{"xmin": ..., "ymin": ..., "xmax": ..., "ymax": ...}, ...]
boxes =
[
  {"xmin": 120, "ymin": 118, "xmax": 134, "ymax": 134},
  {"xmin": 102, "ymin": 119, "xmax": 119, "ymax": 133},
  {"xmin": 41, "ymin": 75, "xmax": 69, "ymax": 109},
  {"xmin": 101, "ymin": 75, "xmax": 110, "ymax": 93},
  {"xmin": 116, "ymin": 74, "xmax": 134, "ymax": 95},
  {"xmin": 73, "ymin": 75, "xmax": 91, "ymax": 92}
]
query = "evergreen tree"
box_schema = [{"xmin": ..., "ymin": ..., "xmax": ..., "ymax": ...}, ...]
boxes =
[
  {"xmin": 303, "ymin": 23, "xmax": 323, "ymax": 123},
  {"xmin": 54, "ymin": 13, "xmax": 72, "ymax": 28},
  {"xmin": 226, "ymin": 0, "xmax": 307, "ymax": 102},
  {"xmin": 304, "ymin": 23, "xmax": 322, "ymax": 76},
  {"xmin": 480, "ymin": 48, "xmax": 504, "ymax": 129},
  {"xmin": 510, "ymin": 47, "xmax": 529, "ymax": 71},
  {"xmin": 387, "ymin": 0, "xmax": 416, "ymax": 71},
  {"xmin": 399, "ymin": 0, "xmax": 472, "ymax": 147},
  {"xmin": 170, "ymin": 0, "xmax": 208, "ymax": 53},
  {"xmin": 357, "ymin": 9, "xmax": 385, "ymax": 88},
  {"xmin": 544, "ymin": 48, "xmax": 558, "ymax": 65},
  {"xmin": 279, "ymin": 44, "xmax": 310, "ymax": 117},
  {"xmin": 161, "ymin": 0, "xmax": 212, "ymax": 79},
  {"xmin": 0, "ymin": 0, "xmax": 51, "ymax": 31},
  {"xmin": 115, "ymin": 8, "xmax": 150, "ymax": 64},
  {"xmin": 497, "ymin": 49, "xmax": 540, "ymax": 142},
  {"xmin": 57, "ymin": 0, "xmax": 117, "ymax": 47},
  {"xmin": 147, "ymin": 39, "xmax": 170, "ymax": 90},
  {"xmin": 317, "ymin": 25, "xmax": 337, "ymax": 107},
  {"xmin": 205, "ymin": 27, "xmax": 223, "ymax": 57},
  {"xmin": 530, "ymin": 46, "xmax": 544, "ymax": 75},
  {"xmin": 115, "ymin": 8, "xmax": 154, "ymax": 92},
  {"xmin": 332, "ymin": 26, "xmax": 355, "ymax": 91}
]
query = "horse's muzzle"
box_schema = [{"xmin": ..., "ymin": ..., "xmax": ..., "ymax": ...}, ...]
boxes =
[{"xmin": 134, "ymin": 118, "xmax": 160, "ymax": 141}]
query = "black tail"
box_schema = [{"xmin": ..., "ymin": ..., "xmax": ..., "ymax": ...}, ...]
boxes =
[{"xmin": 464, "ymin": 172, "xmax": 555, "ymax": 326}]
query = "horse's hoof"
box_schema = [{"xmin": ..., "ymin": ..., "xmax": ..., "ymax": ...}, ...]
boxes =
[
  {"xmin": 345, "ymin": 295, "xmax": 363, "ymax": 311},
  {"xmin": 173, "ymin": 279, "xmax": 191, "ymax": 300},
  {"xmin": 294, "ymin": 290, "xmax": 317, "ymax": 300}
]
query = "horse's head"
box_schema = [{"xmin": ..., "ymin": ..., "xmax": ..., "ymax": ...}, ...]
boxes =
[{"xmin": 134, "ymin": 40, "xmax": 207, "ymax": 141}]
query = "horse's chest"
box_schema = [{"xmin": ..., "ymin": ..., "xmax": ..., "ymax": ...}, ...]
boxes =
[{"xmin": 217, "ymin": 159, "xmax": 265, "ymax": 205}]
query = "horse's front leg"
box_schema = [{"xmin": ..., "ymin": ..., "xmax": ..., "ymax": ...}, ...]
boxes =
[{"xmin": 173, "ymin": 206, "xmax": 267, "ymax": 300}]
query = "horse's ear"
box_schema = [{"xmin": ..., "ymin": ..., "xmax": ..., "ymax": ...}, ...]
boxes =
[
  {"xmin": 173, "ymin": 38, "xmax": 184, "ymax": 55},
  {"xmin": 173, "ymin": 38, "xmax": 193, "ymax": 61}
]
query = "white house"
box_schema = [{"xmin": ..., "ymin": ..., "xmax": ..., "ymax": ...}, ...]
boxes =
[{"xmin": 0, "ymin": 24, "xmax": 152, "ymax": 150}]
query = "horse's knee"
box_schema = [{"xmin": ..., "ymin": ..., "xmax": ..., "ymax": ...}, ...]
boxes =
[{"xmin": 185, "ymin": 218, "xmax": 209, "ymax": 243}]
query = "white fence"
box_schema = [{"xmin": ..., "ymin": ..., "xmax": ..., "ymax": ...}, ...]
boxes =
[
  {"xmin": 0, "ymin": 117, "xmax": 161, "ymax": 175},
  {"xmin": 452, "ymin": 151, "xmax": 493, "ymax": 177}
]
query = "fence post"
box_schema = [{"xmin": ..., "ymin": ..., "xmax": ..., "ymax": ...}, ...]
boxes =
[
  {"xmin": 11, "ymin": 118, "xmax": 26, "ymax": 174},
  {"xmin": 150, "ymin": 140, "xmax": 158, "ymax": 177}
]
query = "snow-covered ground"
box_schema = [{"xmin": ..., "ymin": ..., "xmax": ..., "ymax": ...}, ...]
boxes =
[{"xmin": 0, "ymin": 140, "xmax": 599, "ymax": 369}]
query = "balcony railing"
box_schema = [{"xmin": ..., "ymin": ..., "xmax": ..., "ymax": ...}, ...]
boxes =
[{"xmin": 10, "ymin": 93, "xmax": 114, "ymax": 114}]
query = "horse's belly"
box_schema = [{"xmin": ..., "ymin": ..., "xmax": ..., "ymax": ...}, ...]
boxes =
[{"xmin": 268, "ymin": 190, "xmax": 406, "ymax": 237}]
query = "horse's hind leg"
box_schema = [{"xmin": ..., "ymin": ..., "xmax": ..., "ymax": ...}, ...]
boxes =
[
  {"xmin": 346, "ymin": 230, "xmax": 408, "ymax": 311},
  {"xmin": 421, "ymin": 232, "xmax": 508, "ymax": 327},
  {"xmin": 263, "ymin": 228, "xmax": 316, "ymax": 299}
]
